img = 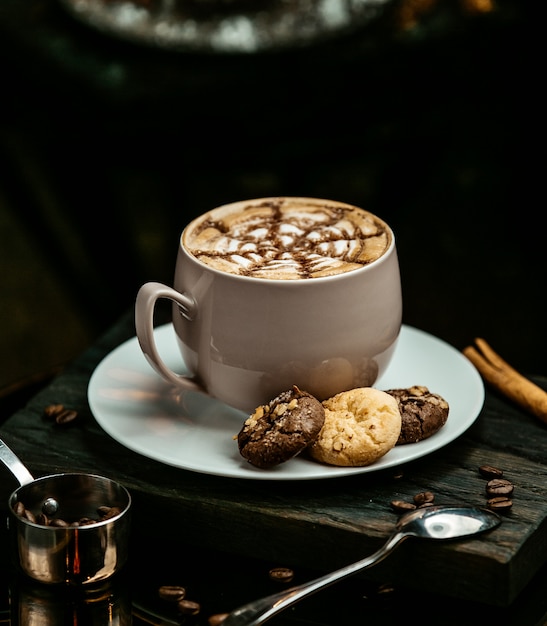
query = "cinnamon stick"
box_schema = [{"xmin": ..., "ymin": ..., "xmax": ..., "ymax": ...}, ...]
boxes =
[{"xmin": 463, "ymin": 338, "xmax": 547, "ymax": 424}]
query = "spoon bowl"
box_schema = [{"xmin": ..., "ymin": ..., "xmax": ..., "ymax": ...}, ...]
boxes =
[
  {"xmin": 223, "ymin": 505, "xmax": 501, "ymax": 626},
  {"xmin": 392, "ymin": 504, "xmax": 500, "ymax": 540}
]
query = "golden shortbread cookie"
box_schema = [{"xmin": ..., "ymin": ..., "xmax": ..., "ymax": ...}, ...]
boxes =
[{"xmin": 308, "ymin": 387, "xmax": 401, "ymax": 467}]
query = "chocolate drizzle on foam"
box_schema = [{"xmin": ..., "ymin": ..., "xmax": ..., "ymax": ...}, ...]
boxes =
[{"xmin": 184, "ymin": 198, "xmax": 391, "ymax": 279}]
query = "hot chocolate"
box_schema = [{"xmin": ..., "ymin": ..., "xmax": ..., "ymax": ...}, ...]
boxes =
[
  {"xmin": 183, "ymin": 197, "xmax": 391, "ymax": 279},
  {"xmin": 136, "ymin": 196, "xmax": 401, "ymax": 410}
]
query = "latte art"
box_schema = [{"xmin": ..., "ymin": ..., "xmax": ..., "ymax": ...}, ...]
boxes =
[{"xmin": 183, "ymin": 198, "xmax": 391, "ymax": 279}]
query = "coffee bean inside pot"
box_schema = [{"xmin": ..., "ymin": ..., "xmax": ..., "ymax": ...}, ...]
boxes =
[
  {"xmin": 13, "ymin": 500, "xmax": 122, "ymax": 527},
  {"xmin": 35, "ymin": 513, "xmax": 49, "ymax": 526},
  {"xmin": 13, "ymin": 501, "xmax": 25, "ymax": 517}
]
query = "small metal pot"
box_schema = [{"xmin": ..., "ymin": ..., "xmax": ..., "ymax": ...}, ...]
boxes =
[{"xmin": 1, "ymin": 438, "xmax": 131, "ymax": 585}]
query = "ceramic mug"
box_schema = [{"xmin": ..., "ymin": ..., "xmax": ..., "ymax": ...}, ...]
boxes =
[{"xmin": 135, "ymin": 197, "xmax": 402, "ymax": 413}]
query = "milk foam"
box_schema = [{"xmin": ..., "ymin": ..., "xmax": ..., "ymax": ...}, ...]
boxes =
[{"xmin": 183, "ymin": 198, "xmax": 391, "ymax": 279}]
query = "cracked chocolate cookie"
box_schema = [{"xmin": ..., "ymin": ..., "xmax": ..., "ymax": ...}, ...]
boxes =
[
  {"xmin": 385, "ymin": 385, "xmax": 449, "ymax": 445},
  {"xmin": 237, "ymin": 386, "xmax": 325, "ymax": 469},
  {"xmin": 308, "ymin": 387, "xmax": 401, "ymax": 467}
]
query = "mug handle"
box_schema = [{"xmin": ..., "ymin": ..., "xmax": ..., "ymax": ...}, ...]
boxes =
[{"xmin": 135, "ymin": 282, "xmax": 204, "ymax": 393}]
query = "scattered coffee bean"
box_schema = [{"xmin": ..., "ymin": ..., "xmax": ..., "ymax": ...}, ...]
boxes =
[
  {"xmin": 486, "ymin": 478, "xmax": 514, "ymax": 497},
  {"xmin": 479, "ymin": 463, "xmax": 515, "ymax": 512},
  {"xmin": 487, "ymin": 496, "xmax": 513, "ymax": 512},
  {"xmin": 43, "ymin": 404, "xmax": 65, "ymax": 420},
  {"xmin": 208, "ymin": 614, "xmax": 229, "ymax": 626},
  {"xmin": 390, "ymin": 500, "xmax": 416, "ymax": 514},
  {"xmin": 55, "ymin": 409, "xmax": 79, "ymax": 426},
  {"xmin": 479, "ymin": 464, "xmax": 504, "ymax": 479},
  {"xmin": 413, "ymin": 491, "xmax": 435, "ymax": 506},
  {"xmin": 158, "ymin": 585, "xmax": 186, "ymax": 602},
  {"xmin": 269, "ymin": 567, "xmax": 294, "ymax": 583},
  {"xmin": 43, "ymin": 403, "xmax": 79, "ymax": 426},
  {"xmin": 376, "ymin": 582, "xmax": 396, "ymax": 596},
  {"xmin": 177, "ymin": 599, "xmax": 201, "ymax": 616}
]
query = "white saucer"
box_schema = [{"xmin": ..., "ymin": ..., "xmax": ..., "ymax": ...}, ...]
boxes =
[{"xmin": 88, "ymin": 324, "xmax": 484, "ymax": 480}]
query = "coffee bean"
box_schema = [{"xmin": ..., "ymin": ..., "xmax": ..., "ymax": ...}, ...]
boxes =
[
  {"xmin": 158, "ymin": 585, "xmax": 186, "ymax": 602},
  {"xmin": 177, "ymin": 599, "xmax": 200, "ymax": 616},
  {"xmin": 35, "ymin": 513, "xmax": 49, "ymax": 526},
  {"xmin": 486, "ymin": 478, "xmax": 514, "ymax": 497},
  {"xmin": 487, "ymin": 496, "xmax": 513, "ymax": 512},
  {"xmin": 97, "ymin": 505, "xmax": 112, "ymax": 517},
  {"xmin": 269, "ymin": 567, "xmax": 294, "ymax": 583},
  {"xmin": 50, "ymin": 518, "xmax": 70, "ymax": 527},
  {"xmin": 413, "ymin": 491, "xmax": 435, "ymax": 506},
  {"xmin": 376, "ymin": 583, "xmax": 396, "ymax": 596},
  {"xmin": 55, "ymin": 409, "xmax": 79, "ymax": 426},
  {"xmin": 13, "ymin": 501, "xmax": 25, "ymax": 516},
  {"xmin": 390, "ymin": 500, "xmax": 416, "ymax": 513},
  {"xmin": 479, "ymin": 464, "xmax": 504, "ymax": 479},
  {"xmin": 97, "ymin": 506, "xmax": 122, "ymax": 520},
  {"xmin": 43, "ymin": 404, "xmax": 65, "ymax": 420}
]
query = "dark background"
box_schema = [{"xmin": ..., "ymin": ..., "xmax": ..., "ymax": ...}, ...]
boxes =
[{"xmin": 0, "ymin": 0, "xmax": 544, "ymax": 396}]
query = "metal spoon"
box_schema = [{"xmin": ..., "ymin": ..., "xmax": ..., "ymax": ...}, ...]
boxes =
[
  {"xmin": 0, "ymin": 437, "xmax": 59, "ymax": 515},
  {"xmin": 223, "ymin": 505, "xmax": 501, "ymax": 626}
]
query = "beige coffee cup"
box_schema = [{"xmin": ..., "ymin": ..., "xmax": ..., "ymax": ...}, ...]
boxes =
[{"xmin": 135, "ymin": 197, "xmax": 402, "ymax": 413}]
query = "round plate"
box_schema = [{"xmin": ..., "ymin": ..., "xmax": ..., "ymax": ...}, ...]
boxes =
[{"xmin": 88, "ymin": 324, "xmax": 484, "ymax": 480}]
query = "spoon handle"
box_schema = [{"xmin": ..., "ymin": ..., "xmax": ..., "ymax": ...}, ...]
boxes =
[
  {"xmin": 223, "ymin": 531, "xmax": 407, "ymax": 626},
  {"xmin": 0, "ymin": 437, "xmax": 35, "ymax": 486}
]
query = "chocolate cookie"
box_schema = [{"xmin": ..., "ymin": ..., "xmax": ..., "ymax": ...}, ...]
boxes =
[
  {"xmin": 308, "ymin": 387, "xmax": 401, "ymax": 467},
  {"xmin": 237, "ymin": 386, "xmax": 325, "ymax": 469},
  {"xmin": 385, "ymin": 385, "xmax": 449, "ymax": 445}
]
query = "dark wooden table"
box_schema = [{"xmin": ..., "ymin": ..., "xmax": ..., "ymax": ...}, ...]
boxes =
[{"xmin": 2, "ymin": 309, "xmax": 547, "ymax": 625}]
